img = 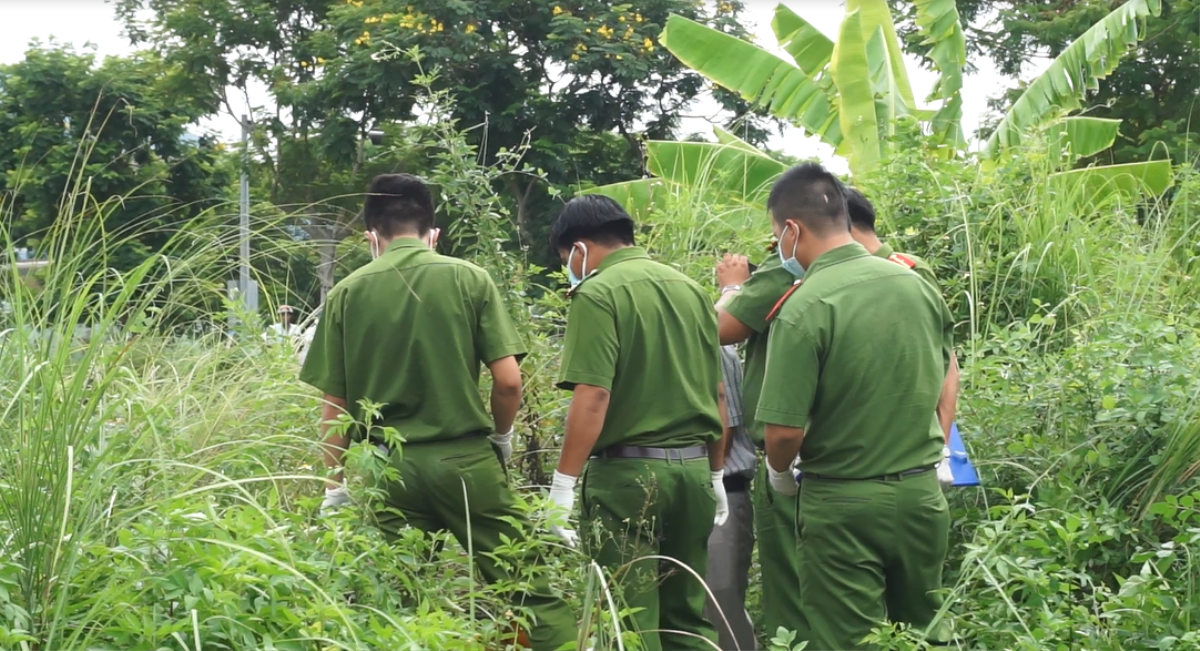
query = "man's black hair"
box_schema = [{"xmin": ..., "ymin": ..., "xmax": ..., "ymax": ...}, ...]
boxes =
[
  {"xmin": 766, "ymin": 163, "xmax": 849, "ymax": 235},
  {"xmin": 549, "ymin": 194, "xmax": 636, "ymax": 250},
  {"xmin": 845, "ymin": 187, "xmax": 876, "ymax": 232},
  {"xmin": 362, "ymin": 173, "xmax": 435, "ymax": 238}
]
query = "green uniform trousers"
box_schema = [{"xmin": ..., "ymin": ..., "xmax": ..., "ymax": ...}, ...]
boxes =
[
  {"xmin": 374, "ymin": 436, "xmax": 576, "ymax": 651},
  {"xmin": 752, "ymin": 458, "xmax": 804, "ymax": 640},
  {"xmin": 581, "ymin": 456, "xmax": 718, "ymax": 651},
  {"xmin": 797, "ymin": 470, "xmax": 951, "ymax": 650}
]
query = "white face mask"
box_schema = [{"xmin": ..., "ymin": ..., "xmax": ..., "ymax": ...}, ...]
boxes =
[
  {"xmin": 566, "ymin": 242, "xmax": 589, "ymax": 288},
  {"xmin": 368, "ymin": 231, "xmax": 382, "ymax": 260}
]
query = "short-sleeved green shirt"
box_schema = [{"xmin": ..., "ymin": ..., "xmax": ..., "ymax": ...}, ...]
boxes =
[
  {"xmin": 299, "ymin": 238, "xmax": 525, "ymax": 444},
  {"xmin": 722, "ymin": 254, "xmax": 797, "ymax": 446},
  {"xmin": 874, "ymin": 241, "xmax": 939, "ymax": 290},
  {"xmin": 757, "ymin": 243, "xmax": 954, "ymax": 479},
  {"xmin": 556, "ymin": 246, "xmax": 722, "ymax": 450}
]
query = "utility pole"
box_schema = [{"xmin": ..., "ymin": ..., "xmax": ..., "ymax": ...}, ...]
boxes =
[{"xmin": 229, "ymin": 115, "xmax": 258, "ymax": 332}]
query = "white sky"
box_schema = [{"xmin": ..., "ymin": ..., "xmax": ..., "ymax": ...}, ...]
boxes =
[{"xmin": 1, "ymin": 0, "xmax": 1043, "ymax": 176}]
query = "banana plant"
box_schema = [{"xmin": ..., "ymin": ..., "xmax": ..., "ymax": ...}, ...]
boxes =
[
  {"xmin": 658, "ymin": 0, "xmax": 966, "ymax": 177},
  {"xmin": 591, "ymin": 0, "xmax": 1169, "ymax": 213},
  {"xmin": 983, "ymin": 0, "xmax": 1171, "ymax": 203}
]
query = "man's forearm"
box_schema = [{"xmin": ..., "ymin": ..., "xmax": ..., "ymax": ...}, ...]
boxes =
[
  {"xmin": 764, "ymin": 423, "xmax": 805, "ymax": 473},
  {"xmin": 320, "ymin": 396, "xmax": 349, "ymax": 487},
  {"xmin": 936, "ymin": 355, "xmax": 960, "ymax": 444},
  {"xmin": 708, "ymin": 428, "xmax": 729, "ymax": 472},
  {"xmin": 491, "ymin": 385, "xmax": 521, "ymax": 436},
  {"xmin": 557, "ymin": 385, "xmax": 610, "ymax": 477},
  {"xmin": 711, "ymin": 380, "xmax": 729, "ymax": 472}
]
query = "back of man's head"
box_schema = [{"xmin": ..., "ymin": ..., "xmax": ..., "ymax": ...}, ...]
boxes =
[
  {"xmin": 549, "ymin": 194, "xmax": 636, "ymax": 251},
  {"xmin": 767, "ymin": 163, "xmax": 849, "ymax": 236},
  {"xmin": 363, "ymin": 174, "xmax": 435, "ymax": 238},
  {"xmin": 845, "ymin": 187, "xmax": 876, "ymax": 232}
]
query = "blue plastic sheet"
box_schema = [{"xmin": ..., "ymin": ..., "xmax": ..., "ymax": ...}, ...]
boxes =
[{"xmin": 948, "ymin": 422, "xmax": 980, "ymax": 487}]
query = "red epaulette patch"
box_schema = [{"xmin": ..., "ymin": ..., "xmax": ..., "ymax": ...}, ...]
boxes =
[
  {"xmin": 887, "ymin": 253, "xmax": 917, "ymax": 269},
  {"xmin": 765, "ymin": 280, "xmax": 803, "ymax": 322}
]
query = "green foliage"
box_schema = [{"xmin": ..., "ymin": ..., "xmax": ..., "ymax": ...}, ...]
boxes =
[
  {"xmin": 0, "ymin": 44, "xmax": 231, "ymax": 270},
  {"xmin": 983, "ymin": 0, "xmax": 1163, "ymax": 157},
  {"xmin": 963, "ymin": 0, "xmax": 1199, "ymax": 165}
]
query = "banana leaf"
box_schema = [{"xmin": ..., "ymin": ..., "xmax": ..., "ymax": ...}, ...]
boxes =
[
  {"xmin": 1048, "ymin": 160, "xmax": 1174, "ymax": 206},
  {"xmin": 1049, "ymin": 117, "xmax": 1123, "ymax": 159},
  {"xmin": 913, "ymin": 0, "xmax": 967, "ymax": 148},
  {"xmin": 985, "ymin": 0, "xmax": 1162, "ymax": 156},
  {"xmin": 646, "ymin": 140, "xmax": 787, "ymax": 206},
  {"xmin": 831, "ymin": 10, "xmax": 880, "ymax": 176},
  {"xmin": 846, "ymin": 0, "xmax": 917, "ymax": 112},
  {"xmin": 660, "ymin": 14, "xmax": 841, "ymax": 147},
  {"xmin": 772, "ymin": 4, "xmax": 834, "ymax": 77},
  {"xmin": 579, "ymin": 179, "xmax": 668, "ymax": 219}
]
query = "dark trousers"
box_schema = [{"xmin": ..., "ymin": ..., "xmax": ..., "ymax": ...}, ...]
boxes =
[{"xmin": 704, "ymin": 483, "xmax": 757, "ymax": 650}]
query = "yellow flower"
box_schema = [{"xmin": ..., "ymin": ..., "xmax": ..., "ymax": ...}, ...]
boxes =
[
  {"xmin": 552, "ymin": 5, "xmax": 563, "ymax": 15},
  {"xmin": 624, "ymin": 26, "xmax": 633, "ymax": 38},
  {"xmin": 300, "ymin": 60, "xmax": 309, "ymax": 67},
  {"xmin": 585, "ymin": 27, "xmax": 591, "ymax": 33},
  {"xmin": 643, "ymin": 37, "xmax": 654, "ymax": 51},
  {"xmin": 317, "ymin": 57, "xmax": 326, "ymax": 64},
  {"xmin": 615, "ymin": 54, "xmax": 623, "ymax": 60},
  {"xmin": 465, "ymin": 23, "xmax": 477, "ymax": 33},
  {"xmin": 575, "ymin": 42, "xmax": 587, "ymax": 51},
  {"xmin": 634, "ymin": 13, "xmax": 643, "ymax": 22},
  {"xmin": 618, "ymin": 15, "xmax": 625, "ymax": 22},
  {"xmin": 365, "ymin": 16, "xmax": 380, "ymax": 24},
  {"xmin": 571, "ymin": 53, "xmax": 580, "ymax": 61}
]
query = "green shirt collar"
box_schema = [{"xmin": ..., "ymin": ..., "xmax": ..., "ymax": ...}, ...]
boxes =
[
  {"xmin": 873, "ymin": 241, "xmax": 895, "ymax": 259},
  {"xmin": 383, "ymin": 237, "xmax": 428, "ymax": 254},
  {"xmin": 806, "ymin": 242, "xmax": 870, "ymax": 279},
  {"xmin": 597, "ymin": 246, "xmax": 650, "ymax": 271}
]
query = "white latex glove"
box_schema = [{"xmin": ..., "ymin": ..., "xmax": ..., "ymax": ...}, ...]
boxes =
[
  {"xmin": 489, "ymin": 429, "xmax": 514, "ymax": 464},
  {"xmin": 321, "ymin": 485, "xmax": 350, "ymax": 514},
  {"xmin": 711, "ymin": 471, "xmax": 730, "ymax": 527},
  {"xmin": 769, "ymin": 461, "xmax": 799, "ymax": 497},
  {"xmin": 936, "ymin": 445, "xmax": 954, "ymax": 488},
  {"xmin": 547, "ymin": 471, "xmax": 579, "ymax": 549}
]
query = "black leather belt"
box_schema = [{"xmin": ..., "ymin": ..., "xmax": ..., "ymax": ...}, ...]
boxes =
[
  {"xmin": 805, "ymin": 464, "xmax": 937, "ymax": 482},
  {"xmin": 593, "ymin": 444, "xmax": 708, "ymax": 461},
  {"xmin": 723, "ymin": 474, "xmax": 751, "ymax": 492}
]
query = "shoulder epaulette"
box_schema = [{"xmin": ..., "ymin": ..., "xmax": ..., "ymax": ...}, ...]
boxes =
[
  {"xmin": 887, "ymin": 253, "xmax": 917, "ymax": 269},
  {"xmin": 765, "ymin": 279, "xmax": 803, "ymax": 323}
]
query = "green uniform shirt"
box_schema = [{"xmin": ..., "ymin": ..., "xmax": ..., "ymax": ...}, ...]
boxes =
[
  {"xmin": 299, "ymin": 238, "xmax": 525, "ymax": 444},
  {"xmin": 758, "ymin": 243, "xmax": 954, "ymax": 479},
  {"xmin": 722, "ymin": 254, "xmax": 797, "ymax": 446},
  {"xmin": 556, "ymin": 246, "xmax": 722, "ymax": 450},
  {"xmin": 874, "ymin": 241, "xmax": 939, "ymax": 290}
]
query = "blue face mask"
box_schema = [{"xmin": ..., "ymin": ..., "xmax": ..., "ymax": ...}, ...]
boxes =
[
  {"xmin": 566, "ymin": 243, "xmax": 589, "ymax": 288},
  {"xmin": 778, "ymin": 223, "xmax": 806, "ymax": 279}
]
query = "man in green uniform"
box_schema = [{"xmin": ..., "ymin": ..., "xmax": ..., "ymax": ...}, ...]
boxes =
[
  {"xmin": 545, "ymin": 194, "xmax": 726, "ymax": 651},
  {"xmin": 716, "ymin": 249, "xmax": 804, "ymax": 639},
  {"xmin": 300, "ymin": 173, "xmax": 575, "ymax": 651},
  {"xmin": 757, "ymin": 164, "xmax": 955, "ymax": 650},
  {"xmin": 845, "ymin": 187, "xmax": 959, "ymax": 480}
]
